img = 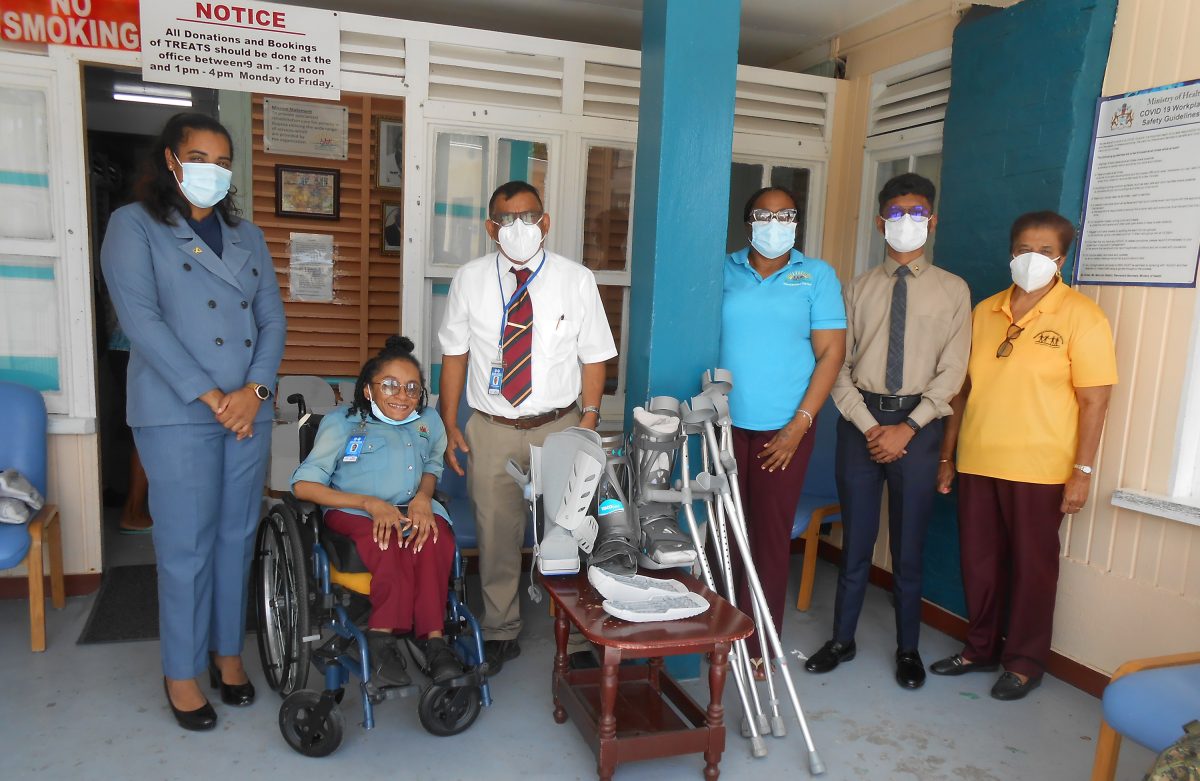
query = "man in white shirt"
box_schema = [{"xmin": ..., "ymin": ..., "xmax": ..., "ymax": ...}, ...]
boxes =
[{"xmin": 438, "ymin": 181, "xmax": 617, "ymax": 673}]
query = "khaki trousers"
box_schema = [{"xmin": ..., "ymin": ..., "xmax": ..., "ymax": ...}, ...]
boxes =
[{"xmin": 465, "ymin": 408, "xmax": 582, "ymax": 641}]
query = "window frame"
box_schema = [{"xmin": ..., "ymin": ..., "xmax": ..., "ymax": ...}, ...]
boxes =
[{"xmin": 728, "ymin": 152, "xmax": 826, "ymax": 259}]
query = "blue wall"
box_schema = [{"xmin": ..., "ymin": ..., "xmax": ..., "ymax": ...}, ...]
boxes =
[{"xmin": 922, "ymin": 0, "xmax": 1118, "ymax": 616}]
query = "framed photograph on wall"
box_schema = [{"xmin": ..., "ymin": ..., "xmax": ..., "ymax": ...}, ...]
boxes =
[
  {"xmin": 381, "ymin": 201, "xmax": 403, "ymax": 255},
  {"xmin": 376, "ymin": 116, "xmax": 404, "ymax": 190},
  {"xmin": 275, "ymin": 165, "xmax": 340, "ymax": 220}
]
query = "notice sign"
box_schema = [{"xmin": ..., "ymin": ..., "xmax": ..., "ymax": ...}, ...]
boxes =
[
  {"xmin": 264, "ymin": 98, "xmax": 348, "ymax": 160},
  {"xmin": 140, "ymin": 1, "xmax": 340, "ymax": 100},
  {"xmin": 1, "ymin": 0, "xmax": 140, "ymax": 50},
  {"xmin": 1076, "ymin": 79, "xmax": 1200, "ymax": 287}
]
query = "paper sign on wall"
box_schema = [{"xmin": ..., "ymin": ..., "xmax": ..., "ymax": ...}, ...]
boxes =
[
  {"xmin": 264, "ymin": 98, "xmax": 348, "ymax": 160},
  {"xmin": 289, "ymin": 232, "xmax": 335, "ymax": 302},
  {"xmin": 140, "ymin": 0, "xmax": 341, "ymax": 99}
]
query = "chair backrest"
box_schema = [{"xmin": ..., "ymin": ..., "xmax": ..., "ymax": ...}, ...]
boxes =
[
  {"xmin": 801, "ymin": 396, "xmax": 840, "ymax": 500},
  {"xmin": 336, "ymin": 381, "xmax": 356, "ymax": 404},
  {"xmin": 276, "ymin": 376, "xmax": 337, "ymax": 421},
  {"xmin": 0, "ymin": 382, "xmax": 48, "ymax": 496}
]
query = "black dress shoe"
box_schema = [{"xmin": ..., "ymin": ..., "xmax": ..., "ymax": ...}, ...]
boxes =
[
  {"xmin": 895, "ymin": 649, "xmax": 926, "ymax": 689},
  {"xmin": 207, "ymin": 658, "xmax": 255, "ymax": 707},
  {"xmin": 365, "ymin": 632, "xmax": 411, "ymax": 687},
  {"xmin": 929, "ymin": 653, "xmax": 1000, "ymax": 676},
  {"xmin": 991, "ymin": 671, "xmax": 1042, "ymax": 701},
  {"xmin": 483, "ymin": 639, "xmax": 521, "ymax": 675},
  {"xmin": 164, "ymin": 679, "xmax": 217, "ymax": 731},
  {"xmin": 805, "ymin": 640, "xmax": 856, "ymax": 673}
]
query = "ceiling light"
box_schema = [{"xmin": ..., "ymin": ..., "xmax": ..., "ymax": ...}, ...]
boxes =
[{"xmin": 113, "ymin": 93, "xmax": 193, "ymax": 107}]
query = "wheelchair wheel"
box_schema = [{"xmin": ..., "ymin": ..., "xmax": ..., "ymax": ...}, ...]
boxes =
[
  {"xmin": 279, "ymin": 690, "xmax": 344, "ymax": 757},
  {"xmin": 255, "ymin": 504, "xmax": 311, "ymax": 696},
  {"xmin": 418, "ymin": 683, "xmax": 482, "ymax": 737}
]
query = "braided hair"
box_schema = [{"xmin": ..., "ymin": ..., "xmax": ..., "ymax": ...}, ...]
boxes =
[{"xmin": 346, "ymin": 335, "xmax": 428, "ymax": 421}]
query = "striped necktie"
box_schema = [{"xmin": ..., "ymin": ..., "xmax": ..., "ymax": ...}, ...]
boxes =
[
  {"xmin": 501, "ymin": 267, "xmax": 534, "ymax": 407},
  {"xmin": 885, "ymin": 265, "xmax": 910, "ymax": 394}
]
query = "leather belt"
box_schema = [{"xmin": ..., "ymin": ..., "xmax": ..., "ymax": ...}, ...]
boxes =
[
  {"xmin": 478, "ymin": 404, "xmax": 578, "ymax": 431},
  {"xmin": 859, "ymin": 390, "xmax": 922, "ymax": 413}
]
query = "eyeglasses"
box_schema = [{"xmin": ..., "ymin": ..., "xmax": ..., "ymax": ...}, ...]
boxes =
[
  {"xmin": 996, "ymin": 324, "xmax": 1024, "ymax": 358},
  {"xmin": 882, "ymin": 204, "xmax": 932, "ymax": 223},
  {"xmin": 373, "ymin": 379, "xmax": 422, "ymax": 398},
  {"xmin": 490, "ymin": 210, "xmax": 543, "ymax": 228},
  {"xmin": 748, "ymin": 208, "xmax": 799, "ymax": 224}
]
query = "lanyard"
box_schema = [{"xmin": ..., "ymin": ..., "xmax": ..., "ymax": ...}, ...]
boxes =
[{"xmin": 495, "ymin": 250, "xmax": 546, "ymax": 350}]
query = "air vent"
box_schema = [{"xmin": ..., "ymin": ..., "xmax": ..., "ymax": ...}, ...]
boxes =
[
  {"xmin": 869, "ymin": 59, "xmax": 951, "ymax": 137},
  {"xmin": 428, "ymin": 42, "xmax": 564, "ymax": 111},
  {"xmin": 340, "ymin": 30, "xmax": 405, "ymax": 80},
  {"xmin": 582, "ymin": 61, "xmax": 640, "ymax": 121}
]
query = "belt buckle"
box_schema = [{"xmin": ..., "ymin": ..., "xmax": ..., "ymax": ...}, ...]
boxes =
[{"xmin": 878, "ymin": 395, "xmax": 902, "ymax": 413}]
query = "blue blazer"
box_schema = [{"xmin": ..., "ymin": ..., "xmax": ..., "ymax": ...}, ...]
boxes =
[{"xmin": 100, "ymin": 203, "xmax": 286, "ymax": 427}]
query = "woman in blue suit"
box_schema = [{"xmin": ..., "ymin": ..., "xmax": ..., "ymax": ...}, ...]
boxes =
[{"xmin": 101, "ymin": 113, "xmax": 286, "ymax": 731}]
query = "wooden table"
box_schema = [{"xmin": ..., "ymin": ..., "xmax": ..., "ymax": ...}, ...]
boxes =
[{"xmin": 542, "ymin": 571, "xmax": 754, "ymax": 781}]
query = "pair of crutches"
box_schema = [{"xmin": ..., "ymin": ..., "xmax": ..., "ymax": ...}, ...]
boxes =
[{"xmin": 640, "ymin": 371, "xmax": 824, "ymax": 775}]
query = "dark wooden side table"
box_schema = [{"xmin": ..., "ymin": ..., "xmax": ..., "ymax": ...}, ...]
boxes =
[{"xmin": 542, "ymin": 571, "xmax": 754, "ymax": 781}]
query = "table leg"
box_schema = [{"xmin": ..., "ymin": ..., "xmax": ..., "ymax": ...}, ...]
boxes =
[
  {"xmin": 704, "ymin": 642, "xmax": 730, "ymax": 781},
  {"xmin": 649, "ymin": 656, "xmax": 663, "ymax": 692},
  {"xmin": 553, "ymin": 613, "xmax": 570, "ymax": 724},
  {"xmin": 598, "ymin": 644, "xmax": 622, "ymax": 781}
]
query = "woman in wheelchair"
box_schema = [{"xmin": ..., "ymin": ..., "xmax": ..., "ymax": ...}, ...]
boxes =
[{"xmin": 291, "ymin": 336, "xmax": 463, "ymax": 685}]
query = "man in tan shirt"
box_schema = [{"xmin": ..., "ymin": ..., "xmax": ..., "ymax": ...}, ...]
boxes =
[{"xmin": 804, "ymin": 173, "xmax": 971, "ymax": 690}]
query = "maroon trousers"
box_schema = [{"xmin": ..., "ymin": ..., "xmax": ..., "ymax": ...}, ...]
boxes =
[
  {"xmin": 957, "ymin": 474, "xmax": 1065, "ymax": 679},
  {"xmin": 323, "ymin": 509, "xmax": 454, "ymax": 638},
  {"xmin": 731, "ymin": 424, "xmax": 818, "ymax": 659}
]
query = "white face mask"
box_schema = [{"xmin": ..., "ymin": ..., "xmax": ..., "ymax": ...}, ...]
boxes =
[
  {"xmin": 749, "ymin": 220, "xmax": 797, "ymax": 260},
  {"xmin": 1009, "ymin": 252, "xmax": 1060, "ymax": 292},
  {"xmin": 883, "ymin": 214, "xmax": 928, "ymax": 254},
  {"xmin": 173, "ymin": 152, "xmax": 231, "ymax": 209},
  {"xmin": 497, "ymin": 219, "xmax": 545, "ymax": 264},
  {"xmin": 368, "ymin": 397, "xmax": 419, "ymax": 426}
]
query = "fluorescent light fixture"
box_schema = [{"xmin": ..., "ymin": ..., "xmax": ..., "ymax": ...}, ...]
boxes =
[
  {"xmin": 112, "ymin": 82, "xmax": 193, "ymax": 107},
  {"xmin": 113, "ymin": 93, "xmax": 193, "ymax": 107}
]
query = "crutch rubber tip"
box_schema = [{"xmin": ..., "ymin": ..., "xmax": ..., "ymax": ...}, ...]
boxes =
[
  {"xmin": 756, "ymin": 713, "xmax": 769, "ymax": 735},
  {"xmin": 751, "ymin": 736, "xmax": 768, "ymax": 758},
  {"xmin": 740, "ymin": 716, "xmax": 752, "ymax": 738},
  {"xmin": 809, "ymin": 751, "xmax": 826, "ymax": 775},
  {"xmin": 770, "ymin": 715, "xmax": 787, "ymax": 738}
]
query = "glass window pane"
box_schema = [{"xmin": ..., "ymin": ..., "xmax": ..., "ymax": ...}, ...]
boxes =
[
  {"xmin": 914, "ymin": 152, "xmax": 943, "ymax": 261},
  {"xmin": 770, "ymin": 166, "xmax": 811, "ymax": 251},
  {"xmin": 496, "ymin": 138, "xmax": 549, "ymax": 200},
  {"xmin": 865, "ymin": 157, "xmax": 907, "ymax": 265},
  {"xmin": 727, "ymin": 162, "xmax": 763, "ymax": 253},
  {"xmin": 582, "ymin": 146, "xmax": 633, "ymax": 272},
  {"xmin": 0, "ymin": 87, "xmax": 53, "ymax": 240},
  {"xmin": 0, "ymin": 256, "xmax": 59, "ymax": 390},
  {"xmin": 597, "ymin": 284, "xmax": 624, "ymax": 396},
  {"xmin": 431, "ymin": 132, "xmax": 489, "ymax": 265}
]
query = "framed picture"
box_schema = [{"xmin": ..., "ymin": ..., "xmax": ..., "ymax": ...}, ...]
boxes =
[
  {"xmin": 275, "ymin": 165, "xmax": 340, "ymax": 220},
  {"xmin": 376, "ymin": 116, "xmax": 404, "ymax": 190},
  {"xmin": 381, "ymin": 201, "xmax": 403, "ymax": 255}
]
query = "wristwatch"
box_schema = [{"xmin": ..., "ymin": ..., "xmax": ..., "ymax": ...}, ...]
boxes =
[
  {"xmin": 581, "ymin": 405, "xmax": 601, "ymax": 419},
  {"xmin": 246, "ymin": 382, "xmax": 272, "ymax": 401},
  {"xmin": 903, "ymin": 417, "xmax": 921, "ymax": 433},
  {"xmin": 1073, "ymin": 464, "xmax": 1094, "ymax": 475}
]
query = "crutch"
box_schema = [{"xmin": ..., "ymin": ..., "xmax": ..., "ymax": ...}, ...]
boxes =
[{"xmin": 695, "ymin": 387, "xmax": 825, "ymax": 776}]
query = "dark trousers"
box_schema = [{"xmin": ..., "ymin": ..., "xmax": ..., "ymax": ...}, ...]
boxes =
[
  {"xmin": 958, "ymin": 474, "xmax": 1065, "ymax": 679},
  {"xmin": 324, "ymin": 509, "xmax": 454, "ymax": 638},
  {"xmin": 832, "ymin": 412, "xmax": 942, "ymax": 651},
  {"xmin": 730, "ymin": 424, "xmax": 818, "ymax": 659}
]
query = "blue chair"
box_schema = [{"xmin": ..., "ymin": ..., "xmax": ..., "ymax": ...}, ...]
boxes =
[
  {"xmin": 1091, "ymin": 652, "xmax": 1200, "ymax": 780},
  {"xmin": 792, "ymin": 397, "xmax": 842, "ymax": 612},
  {"xmin": 0, "ymin": 381, "xmax": 65, "ymax": 652}
]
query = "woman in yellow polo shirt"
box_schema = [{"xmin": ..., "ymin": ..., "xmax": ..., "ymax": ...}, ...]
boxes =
[{"xmin": 930, "ymin": 211, "xmax": 1117, "ymax": 701}]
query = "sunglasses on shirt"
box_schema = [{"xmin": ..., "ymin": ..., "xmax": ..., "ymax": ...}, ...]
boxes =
[{"xmin": 996, "ymin": 324, "xmax": 1024, "ymax": 358}]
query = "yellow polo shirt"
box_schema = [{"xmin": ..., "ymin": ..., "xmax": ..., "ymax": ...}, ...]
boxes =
[{"xmin": 957, "ymin": 280, "xmax": 1117, "ymax": 484}]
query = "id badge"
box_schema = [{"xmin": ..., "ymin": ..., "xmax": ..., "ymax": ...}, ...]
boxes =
[
  {"xmin": 342, "ymin": 433, "xmax": 366, "ymax": 462},
  {"xmin": 487, "ymin": 361, "xmax": 504, "ymax": 396}
]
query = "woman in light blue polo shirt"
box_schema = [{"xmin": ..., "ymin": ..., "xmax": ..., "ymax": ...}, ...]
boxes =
[
  {"xmin": 720, "ymin": 186, "xmax": 847, "ymax": 670},
  {"xmin": 292, "ymin": 336, "xmax": 464, "ymax": 685}
]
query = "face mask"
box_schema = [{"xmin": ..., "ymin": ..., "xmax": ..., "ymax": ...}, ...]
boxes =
[
  {"xmin": 883, "ymin": 214, "xmax": 928, "ymax": 253},
  {"xmin": 1009, "ymin": 252, "xmax": 1061, "ymax": 292},
  {"xmin": 368, "ymin": 397, "xmax": 420, "ymax": 426},
  {"xmin": 173, "ymin": 153, "xmax": 232, "ymax": 209},
  {"xmin": 749, "ymin": 220, "xmax": 797, "ymax": 260},
  {"xmin": 497, "ymin": 219, "xmax": 544, "ymax": 263}
]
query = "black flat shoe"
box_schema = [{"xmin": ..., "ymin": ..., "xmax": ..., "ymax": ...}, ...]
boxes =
[
  {"xmin": 424, "ymin": 637, "xmax": 465, "ymax": 683},
  {"xmin": 895, "ymin": 649, "xmax": 926, "ymax": 689},
  {"xmin": 805, "ymin": 640, "xmax": 856, "ymax": 673},
  {"xmin": 929, "ymin": 653, "xmax": 1000, "ymax": 676},
  {"xmin": 164, "ymin": 678, "xmax": 216, "ymax": 731},
  {"xmin": 207, "ymin": 658, "xmax": 256, "ymax": 707},
  {"xmin": 991, "ymin": 671, "xmax": 1042, "ymax": 701}
]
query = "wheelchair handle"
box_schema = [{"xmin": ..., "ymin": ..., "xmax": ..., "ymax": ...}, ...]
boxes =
[{"xmin": 287, "ymin": 393, "xmax": 307, "ymax": 418}]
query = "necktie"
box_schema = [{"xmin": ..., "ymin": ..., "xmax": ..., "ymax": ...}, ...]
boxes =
[
  {"xmin": 885, "ymin": 265, "xmax": 910, "ymax": 395},
  {"xmin": 501, "ymin": 267, "xmax": 534, "ymax": 407}
]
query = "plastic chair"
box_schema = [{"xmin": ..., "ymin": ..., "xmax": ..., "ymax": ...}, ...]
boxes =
[
  {"xmin": 793, "ymin": 397, "xmax": 842, "ymax": 612},
  {"xmin": 1090, "ymin": 651, "xmax": 1200, "ymax": 780},
  {"xmin": 0, "ymin": 381, "xmax": 65, "ymax": 652},
  {"xmin": 276, "ymin": 376, "xmax": 337, "ymax": 421}
]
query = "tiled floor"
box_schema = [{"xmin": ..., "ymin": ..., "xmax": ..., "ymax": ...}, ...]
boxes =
[{"xmin": 1, "ymin": 557, "xmax": 1155, "ymax": 780}]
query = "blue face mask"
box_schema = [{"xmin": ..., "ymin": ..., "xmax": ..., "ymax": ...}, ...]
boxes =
[
  {"xmin": 369, "ymin": 398, "xmax": 420, "ymax": 426},
  {"xmin": 750, "ymin": 220, "xmax": 797, "ymax": 260},
  {"xmin": 173, "ymin": 152, "xmax": 232, "ymax": 209}
]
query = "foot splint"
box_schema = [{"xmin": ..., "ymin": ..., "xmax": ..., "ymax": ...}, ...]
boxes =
[{"xmin": 630, "ymin": 401, "xmax": 698, "ymax": 570}]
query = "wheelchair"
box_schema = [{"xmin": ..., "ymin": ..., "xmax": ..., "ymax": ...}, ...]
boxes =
[{"xmin": 253, "ymin": 409, "xmax": 492, "ymax": 757}]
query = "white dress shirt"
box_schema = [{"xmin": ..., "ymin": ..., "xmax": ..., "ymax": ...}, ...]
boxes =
[{"xmin": 438, "ymin": 249, "xmax": 618, "ymax": 417}]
